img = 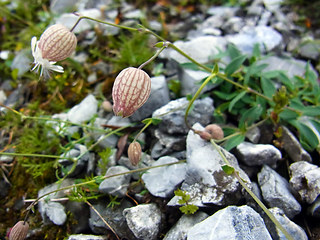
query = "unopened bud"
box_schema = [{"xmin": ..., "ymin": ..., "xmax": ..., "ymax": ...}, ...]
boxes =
[
  {"xmin": 38, "ymin": 24, "xmax": 77, "ymax": 62},
  {"xmin": 9, "ymin": 221, "xmax": 29, "ymax": 240},
  {"xmin": 128, "ymin": 141, "xmax": 142, "ymax": 166},
  {"xmin": 199, "ymin": 124, "xmax": 224, "ymax": 140},
  {"xmin": 112, "ymin": 67, "xmax": 151, "ymax": 117}
]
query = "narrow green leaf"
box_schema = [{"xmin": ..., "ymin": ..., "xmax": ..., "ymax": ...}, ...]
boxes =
[
  {"xmin": 261, "ymin": 77, "xmax": 276, "ymax": 98},
  {"xmin": 252, "ymin": 43, "xmax": 261, "ymax": 58},
  {"xmin": 228, "ymin": 44, "xmax": 242, "ymax": 59},
  {"xmin": 239, "ymin": 105, "xmax": 263, "ymax": 128},
  {"xmin": 290, "ymin": 119, "xmax": 319, "ymax": 150},
  {"xmin": 228, "ymin": 91, "xmax": 246, "ymax": 112},
  {"xmin": 225, "ymin": 55, "xmax": 247, "ymax": 76},
  {"xmin": 302, "ymin": 106, "xmax": 320, "ymax": 117},
  {"xmin": 222, "ymin": 165, "xmax": 235, "ymax": 175},
  {"xmin": 223, "ymin": 134, "xmax": 245, "ymax": 151},
  {"xmin": 214, "ymin": 91, "xmax": 238, "ymax": 100},
  {"xmin": 142, "ymin": 117, "xmax": 162, "ymax": 125},
  {"xmin": 212, "ymin": 63, "xmax": 219, "ymax": 74}
]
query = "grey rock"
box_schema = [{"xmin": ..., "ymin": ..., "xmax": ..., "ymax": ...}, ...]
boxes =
[
  {"xmin": 66, "ymin": 201, "xmax": 90, "ymax": 233},
  {"xmin": 89, "ymin": 199, "xmax": 136, "ymax": 239},
  {"xmin": 59, "ymin": 144, "xmax": 90, "ymax": 177},
  {"xmin": 0, "ymin": 90, "xmax": 7, "ymax": 104},
  {"xmin": 178, "ymin": 68, "xmax": 211, "ymax": 96},
  {"xmin": 161, "ymin": 36, "xmax": 227, "ymax": 64},
  {"xmin": 235, "ymin": 141, "xmax": 282, "ymax": 167},
  {"xmin": 55, "ymin": 9, "xmax": 102, "ymax": 34},
  {"xmin": 264, "ymin": 207, "xmax": 308, "ymax": 240},
  {"xmin": 153, "ymin": 97, "xmax": 214, "ymax": 135},
  {"xmin": 227, "ymin": 26, "xmax": 282, "ymax": 54},
  {"xmin": 164, "ymin": 212, "xmax": 209, "ymax": 240},
  {"xmin": 99, "ymin": 165, "xmax": 131, "ymax": 197},
  {"xmin": 151, "ymin": 141, "xmax": 174, "ymax": 159},
  {"xmin": 258, "ymin": 165, "xmax": 301, "ymax": 218},
  {"xmin": 130, "ymin": 75, "xmax": 170, "ymax": 121},
  {"xmin": 259, "ymin": 56, "xmax": 318, "ymax": 79},
  {"xmin": 263, "ymin": 0, "xmax": 284, "ymax": 11},
  {"xmin": 187, "ymin": 205, "xmax": 272, "ymax": 240},
  {"xmin": 11, "ymin": 49, "xmax": 31, "ymax": 77},
  {"xmin": 67, "ymin": 94, "xmax": 98, "ymax": 124},
  {"xmin": 50, "ymin": 0, "xmax": 79, "ymax": 14},
  {"xmin": 154, "ymin": 129, "xmax": 186, "ymax": 153},
  {"xmin": 222, "ymin": 16, "xmax": 245, "ymax": 34},
  {"xmin": 299, "ymin": 40, "xmax": 320, "ymax": 60},
  {"xmin": 289, "ymin": 161, "xmax": 320, "ymax": 204},
  {"xmin": 142, "ymin": 156, "xmax": 187, "ymax": 198},
  {"xmin": 308, "ymin": 196, "xmax": 320, "ymax": 218},
  {"xmin": 207, "ymin": 6, "xmax": 239, "ymax": 18},
  {"xmin": 67, "ymin": 235, "xmax": 108, "ymax": 240},
  {"xmin": 168, "ymin": 123, "xmax": 251, "ymax": 207},
  {"xmin": 258, "ymin": 10, "xmax": 272, "ymax": 26},
  {"xmin": 280, "ymin": 126, "xmax": 312, "ymax": 162},
  {"xmin": 38, "ymin": 179, "xmax": 74, "ymax": 225},
  {"xmin": 123, "ymin": 203, "xmax": 162, "ymax": 240},
  {"xmin": 245, "ymin": 126, "xmax": 261, "ymax": 143}
]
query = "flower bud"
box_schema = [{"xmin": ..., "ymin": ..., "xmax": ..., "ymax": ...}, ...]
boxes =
[
  {"xmin": 199, "ymin": 124, "xmax": 224, "ymax": 141},
  {"xmin": 112, "ymin": 67, "xmax": 151, "ymax": 117},
  {"xmin": 38, "ymin": 24, "xmax": 77, "ymax": 62},
  {"xmin": 9, "ymin": 221, "xmax": 29, "ymax": 240},
  {"xmin": 128, "ymin": 141, "xmax": 142, "ymax": 166}
]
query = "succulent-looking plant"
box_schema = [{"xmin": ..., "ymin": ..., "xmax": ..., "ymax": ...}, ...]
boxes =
[
  {"xmin": 112, "ymin": 67, "xmax": 151, "ymax": 117},
  {"xmin": 31, "ymin": 24, "xmax": 77, "ymax": 78}
]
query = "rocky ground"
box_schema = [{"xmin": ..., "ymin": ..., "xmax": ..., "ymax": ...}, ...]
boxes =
[{"xmin": 1, "ymin": 0, "xmax": 320, "ymax": 239}]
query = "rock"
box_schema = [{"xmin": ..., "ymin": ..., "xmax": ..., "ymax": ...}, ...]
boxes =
[
  {"xmin": 89, "ymin": 199, "xmax": 136, "ymax": 239},
  {"xmin": 67, "ymin": 94, "xmax": 98, "ymax": 124},
  {"xmin": 235, "ymin": 142, "xmax": 282, "ymax": 167},
  {"xmin": 168, "ymin": 123, "xmax": 251, "ymax": 207},
  {"xmin": 308, "ymin": 196, "xmax": 320, "ymax": 218},
  {"xmin": 279, "ymin": 126, "xmax": 312, "ymax": 162},
  {"xmin": 66, "ymin": 201, "xmax": 90, "ymax": 233},
  {"xmin": 38, "ymin": 179, "xmax": 74, "ymax": 225},
  {"xmin": 207, "ymin": 6, "xmax": 239, "ymax": 18},
  {"xmin": 259, "ymin": 56, "xmax": 318, "ymax": 79},
  {"xmin": 263, "ymin": 0, "xmax": 284, "ymax": 12},
  {"xmin": 59, "ymin": 144, "xmax": 90, "ymax": 177},
  {"xmin": 222, "ymin": 16, "xmax": 246, "ymax": 34},
  {"xmin": 227, "ymin": 26, "xmax": 282, "ymax": 54},
  {"xmin": 264, "ymin": 207, "xmax": 308, "ymax": 240},
  {"xmin": 161, "ymin": 36, "xmax": 227, "ymax": 64},
  {"xmin": 55, "ymin": 9, "xmax": 102, "ymax": 34},
  {"xmin": 130, "ymin": 75, "xmax": 170, "ymax": 121},
  {"xmin": 289, "ymin": 161, "xmax": 320, "ymax": 204},
  {"xmin": 152, "ymin": 97, "xmax": 214, "ymax": 135},
  {"xmin": 178, "ymin": 68, "xmax": 211, "ymax": 96},
  {"xmin": 123, "ymin": 203, "xmax": 162, "ymax": 240},
  {"xmin": 258, "ymin": 165, "xmax": 301, "ymax": 218},
  {"xmin": 0, "ymin": 90, "xmax": 7, "ymax": 104},
  {"xmin": 153, "ymin": 129, "xmax": 186, "ymax": 156},
  {"xmin": 50, "ymin": 0, "xmax": 79, "ymax": 14},
  {"xmin": 245, "ymin": 126, "xmax": 261, "ymax": 143},
  {"xmin": 11, "ymin": 49, "xmax": 31, "ymax": 77},
  {"xmin": 163, "ymin": 212, "xmax": 209, "ymax": 240},
  {"xmin": 99, "ymin": 165, "xmax": 131, "ymax": 197},
  {"xmin": 67, "ymin": 235, "xmax": 108, "ymax": 240},
  {"xmin": 142, "ymin": 156, "xmax": 187, "ymax": 198},
  {"xmin": 299, "ymin": 40, "xmax": 320, "ymax": 60},
  {"xmin": 187, "ymin": 205, "xmax": 272, "ymax": 240}
]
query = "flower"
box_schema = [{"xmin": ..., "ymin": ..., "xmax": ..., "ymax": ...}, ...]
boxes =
[
  {"xmin": 8, "ymin": 221, "xmax": 29, "ymax": 240},
  {"xmin": 128, "ymin": 141, "xmax": 142, "ymax": 166},
  {"xmin": 112, "ymin": 67, "xmax": 151, "ymax": 117},
  {"xmin": 31, "ymin": 24, "xmax": 77, "ymax": 78}
]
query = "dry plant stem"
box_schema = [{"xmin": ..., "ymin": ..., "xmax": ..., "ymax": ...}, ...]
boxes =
[
  {"xmin": 210, "ymin": 139, "xmax": 294, "ymax": 240},
  {"xmin": 85, "ymin": 200, "xmax": 120, "ymax": 240}
]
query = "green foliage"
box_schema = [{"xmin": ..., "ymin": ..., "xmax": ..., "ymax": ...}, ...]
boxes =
[
  {"xmin": 68, "ymin": 176, "xmax": 103, "ymax": 202},
  {"xmin": 107, "ymin": 195, "xmax": 121, "ymax": 208},
  {"xmin": 174, "ymin": 189, "xmax": 199, "ymax": 215},
  {"xmin": 97, "ymin": 148, "xmax": 113, "ymax": 175}
]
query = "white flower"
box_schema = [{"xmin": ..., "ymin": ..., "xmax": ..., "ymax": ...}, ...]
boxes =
[{"xmin": 31, "ymin": 36, "xmax": 64, "ymax": 79}]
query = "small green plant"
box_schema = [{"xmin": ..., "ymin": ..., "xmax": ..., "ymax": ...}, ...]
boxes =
[{"xmin": 174, "ymin": 189, "xmax": 199, "ymax": 215}]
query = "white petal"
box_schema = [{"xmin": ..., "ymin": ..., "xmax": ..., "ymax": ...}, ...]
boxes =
[{"xmin": 31, "ymin": 37, "xmax": 37, "ymax": 57}]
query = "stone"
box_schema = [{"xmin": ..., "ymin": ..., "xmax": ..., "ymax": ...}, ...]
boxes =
[
  {"xmin": 279, "ymin": 126, "xmax": 312, "ymax": 162},
  {"xmin": 50, "ymin": 0, "xmax": 79, "ymax": 14},
  {"xmin": 153, "ymin": 129, "xmax": 186, "ymax": 153},
  {"xmin": 207, "ymin": 6, "xmax": 239, "ymax": 18},
  {"xmin": 38, "ymin": 179, "xmax": 74, "ymax": 225},
  {"xmin": 59, "ymin": 144, "xmax": 90, "ymax": 177},
  {"xmin": 99, "ymin": 165, "xmax": 131, "ymax": 197},
  {"xmin": 168, "ymin": 123, "xmax": 251, "ymax": 207},
  {"xmin": 235, "ymin": 142, "xmax": 282, "ymax": 167},
  {"xmin": 264, "ymin": 207, "xmax": 308, "ymax": 240},
  {"xmin": 299, "ymin": 40, "xmax": 320, "ymax": 60},
  {"xmin": 89, "ymin": 199, "xmax": 136, "ymax": 239},
  {"xmin": 245, "ymin": 126, "xmax": 260, "ymax": 143},
  {"xmin": 66, "ymin": 201, "xmax": 90, "ymax": 233},
  {"xmin": 222, "ymin": 16, "xmax": 245, "ymax": 34},
  {"xmin": 152, "ymin": 97, "xmax": 214, "ymax": 135},
  {"xmin": 161, "ymin": 36, "xmax": 227, "ymax": 64},
  {"xmin": 227, "ymin": 26, "xmax": 282, "ymax": 54},
  {"xmin": 130, "ymin": 75, "xmax": 170, "ymax": 121},
  {"xmin": 289, "ymin": 161, "xmax": 320, "ymax": 204},
  {"xmin": 123, "ymin": 203, "xmax": 162, "ymax": 240},
  {"xmin": 142, "ymin": 156, "xmax": 187, "ymax": 198},
  {"xmin": 178, "ymin": 68, "xmax": 211, "ymax": 96},
  {"xmin": 308, "ymin": 196, "xmax": 320, "ymax": 218},
  {"xmin": 11, "ymin": 49, "xmax": 31, "ymax": 77},
  {"xmin": 263, "ymin": 0, "xmax": 284, "ymax": 12},
  {"xmin": 0, "ymin": 90, "xmax": 7, "ymax": 104},
  {"xmin": 163, "ymin": 212, "xmax": 209, "ymax": 240},
  {"xmin": 67, "ymin": 235, "xmax": 108, "ymax": 240},
  {"xmin": 187, "ymin": 205, "xmax": 272, "ymax": 240},
  {"xmin": 258, "ymin": 165, "xmax": 301, "ymax": 218},
  {"xmin": 67, "ymin": 94, "xmax": 98, "ymax": 124}
]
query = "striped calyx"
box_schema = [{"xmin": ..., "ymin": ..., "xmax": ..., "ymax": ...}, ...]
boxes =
[
  {"xmin": 128, "ymin": 141, "xmax": 142, "ymax": 166},
  {"xmin": 112, "ymin": 67, "xmax": 151, "ymax": 117},
  {"xmin": 38, "ymin": 24, "xmax": 77, "ymax": 62},
  {"xmin": 9, "ymin": 221, "xmax": 29, "ymax": 240}
]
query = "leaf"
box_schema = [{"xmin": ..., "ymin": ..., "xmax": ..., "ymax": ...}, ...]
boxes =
[
  {"xmin": 179, "ymin": 205, "xmax": 199, "ymax": 215},
  {"xmin": 239, "ymin": 105, "xmax": 263, "ymax": 129},
  {"xmin": 214, "ymin": 91, "xmax": 238, "ymax": 100},
  {"xmin": 278, "ymin": 72, "xmax": 294, "ymax": 91},
  {"xmin": 261, "ymin": 77, "xmax": 276, "ymax": 98},
  {"xmin": 289, "ymin": 119, "xmax": 319, "ymax": 150},
  {"xmin": 225, "ymin": 55, "xmax": 247, "ymax": 77},
  {"xmin": 212, "ymin": 63, "xmax": 219, "ymax": 74},
  {"xmin": 302, "ymin": 106, "xmax": 320, "ymax": 117},
  {"xmin": 116, "ymin": 133, "xmax": 129, "ymax": 161},
  {"xmin": 279, "ymin": 109, "xmax": 299, "ymax": 121},
  {"xmin": 252, "ymin": 43, "xmax": 261, "ymax": 59},
  {"xmin": 222, "ymin": 165, "xmax": 235, "ymax": 175},
  {"xmin": 228, "ymin": 91, "xmax": 246, "ymax": 112},
  {"xmin": 142, "ymin": 117, "xmax": 161, "ymax": 125},
  {"xmin": 227, "ymin": 44, "xmax": 242, "ymax": 59},
  {"xmin": 222, "ymin": 134, "xmax": 245, "ymax": 151}
]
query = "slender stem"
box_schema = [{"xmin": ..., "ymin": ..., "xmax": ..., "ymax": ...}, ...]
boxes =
[
  {"xmin": 133, "ymin": 120, "xmax": 153, "ymax": 142},
  {"xmin": 0, "ymin": 151, "xmax": 74, "ymax": 160},
  {"xmin": 138, "ymin": 44, "xmax": 167, "ymax": 70},
  {"xmin": 210, "ymin": 139, "xmax": 294, "ymax": 240}
]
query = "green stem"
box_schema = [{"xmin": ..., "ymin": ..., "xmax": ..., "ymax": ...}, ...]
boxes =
[
  {"xmin": 210, "ymin": 139, "xmax": 294, "ymax": 240},
  {"xmin": 138, "ymin": 44, "xmax": 168, "ymax": 70},
  {"xmin": 133, "ymin": 120, "xmax": 153, "ymax": 142},
  {"xmin": 0, "ymin": 151, "xmax": 74, "ymax": 160}
]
